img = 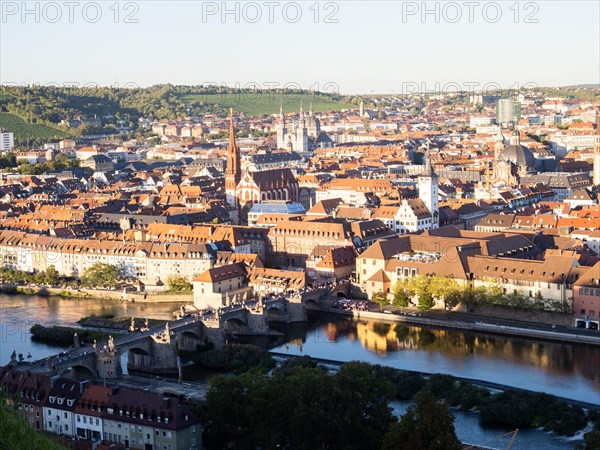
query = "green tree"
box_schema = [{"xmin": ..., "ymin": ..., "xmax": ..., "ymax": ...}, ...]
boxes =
[
  {"xmin": 44, "ymin": 265, "xmax": 60, "ymax": 286},
  {"xmin": 80, "ymin": 263, "xmax": 120, "ymax": 289},
  {"xmin": 383, "ymin": 389, "xmax": 462, "ymax": 450},
  {"xmin": 166, "ymin": 275, "xmax": 192, "ymax": 292},
  {"xmin": 402, "ymin": 274, "xmax": 435, "ymax": 311},
  {"xmin": 203, "ymin": 361, "xmax": 395, "ymax": 450},
  {"xmin": 429, "ymin": 276, "xmax": 461, "ymax": 310},
  {"xmin": 0, "ymin": 393, "xmax": 69, "ymax": 449},
  {"xmin": 392, "ymin": 280, "xmax": 410, "ymax": 307},
  {"xmin": 372, "ymin": 290, "xmax": 389, "ymax": 311}
]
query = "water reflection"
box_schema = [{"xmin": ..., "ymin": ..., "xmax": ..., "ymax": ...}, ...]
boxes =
[
  {"xmin": 0, "ymin": 294, "xmax": 180, "ymax": 363},
  {"xmin": 272, "ymin": 314, "xmax": 600, "ymax": 403}
]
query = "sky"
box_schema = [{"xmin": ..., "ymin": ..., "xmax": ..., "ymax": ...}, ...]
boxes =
[{"xmin": 1, "ymin": 1, "xmax": 599, "ymax": 94}]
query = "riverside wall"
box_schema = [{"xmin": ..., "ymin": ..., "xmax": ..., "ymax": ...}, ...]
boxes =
[{"xmin": 324, "ymin": 308, "xmax": 600, "ymax": 347}]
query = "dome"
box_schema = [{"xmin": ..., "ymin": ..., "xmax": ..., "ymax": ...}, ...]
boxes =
[{"xmin": 498, "ymin": 144, "xmax": 535, "ymax": 166}]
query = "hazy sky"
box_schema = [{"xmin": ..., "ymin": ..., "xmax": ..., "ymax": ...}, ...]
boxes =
[{"xmin": 1, "ymin": 1, "xmax": 599, "ymax": 94}]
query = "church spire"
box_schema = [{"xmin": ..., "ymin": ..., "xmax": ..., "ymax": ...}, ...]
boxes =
[
  {"xmin": 225, "ymin": 108, "xmax": 241, "ymax": 208},
  {"xmin": 299, "ymin": 100, "xmax": 306, "ymax": 128},
  {"xmin": 279, "ymin": 100, "xmax": 286, "ymax": 127},
  {"xmin": 422, "ymin": 150, "xmax": 436, "ymax": 177},
  {"xmin": 228, "ymin": 107, "xmax": 237, "ymax": 151}
]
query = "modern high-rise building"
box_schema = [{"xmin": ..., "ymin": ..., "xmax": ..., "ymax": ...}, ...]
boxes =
[
  {"xmin": 0, "ymin": 130, "xmax": 14, "ymax": 151},
  {"xmin": 496, "ymin": 99, "xmax": 521, "ymax": 126}
]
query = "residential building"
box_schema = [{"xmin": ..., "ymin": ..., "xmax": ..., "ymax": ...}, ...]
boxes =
[{"xmin": 0, "ymin": 130, "xmax": 14, "ymax": 151}]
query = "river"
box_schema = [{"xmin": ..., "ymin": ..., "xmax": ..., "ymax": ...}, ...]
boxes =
[
  {"xmin": 0, "ymin": 294, "xmax": 178, "ymax": 362},
  {"xmin": 271, "ymin": 313, "xmax": 600, "ymax": 405},
  {"xmin": 1, "ymin": 295, "xmax": 599, "ymax": 450}
]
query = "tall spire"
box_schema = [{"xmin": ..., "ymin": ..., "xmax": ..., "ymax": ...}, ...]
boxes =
[
  {"xmin": 424, "ymin": 151, "xmax": 432, "ymax": 173},
  {"xmin": 225, "ymin": 108, "xmax": 241, "ymax": 207},
  {"xmin": 228, "ymin": 107, "xmax": 236, "ymax": 150},
  {"xmin": 279, "ymin": 100, "xmax": 285, "ymax": 127},
  {"xmin": 299, "ymin": 101, "xmax": 306, "ymax": 128},
  {"xmin": 309, "ymin": 102, "xmax": 313, "ymax": 116}
]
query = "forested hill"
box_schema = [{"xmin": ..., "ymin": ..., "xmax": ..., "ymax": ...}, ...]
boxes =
[
  {"xmin": 1, "ymin": 84, "xmax": 351, "ymax": 129},
  {"xmin": 0, "ymin": 84, "xmax": 354, "ymax": 147}
]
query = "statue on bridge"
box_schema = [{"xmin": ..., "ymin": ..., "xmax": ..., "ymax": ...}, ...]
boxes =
[
  {"xmin": 108, "ymin": 335, "xmax": 115, "ymax": 352},
  {"xmin": 129, "ymin": 317, "xmax": 135, "ymax": 332},
  {"xmin": 165, "ymin": 321, "xmax": 170, "ymax": 336}
]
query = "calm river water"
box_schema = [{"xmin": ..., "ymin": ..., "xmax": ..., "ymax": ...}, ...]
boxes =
[{"xmin": 1, "ymin": 295, "xmax": 598, "ymax": 450}]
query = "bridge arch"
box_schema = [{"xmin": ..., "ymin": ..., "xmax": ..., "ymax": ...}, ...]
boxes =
[
  {"xmin": 267, "ymin": 305, "xmax": 284, "ymax": 322},
  {"xmin": 60, "ymin": 364, "xmax": 96, "ymax": 380},
  {"xmin": 223, "ymin": 317, "xmax": 247, "ymax": 335},
  {"xmin": 177, "ymin": 330, "xmax": 206, "ymax": 352},
  {"xmin": 126, "ymin": 347, "xmax": 151, "ymax": 373},
  {"xmin": 304, "ymin": 298, "xmax": 319, "ymax": 310}
]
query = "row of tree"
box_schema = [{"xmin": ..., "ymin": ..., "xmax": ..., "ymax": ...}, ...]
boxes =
[
  {"xmin": 0, "ymin": 263, "xmax": 195, "ymax": 292},
  {"xmin": 14, "ymin": 153, "xmax": 80, "ymax": 174},
  {"xmin": 372, "ymin": 274, "xmax": 570, "ymax": 313},
  {"xmin": 203, "ymin": 360, "xmax": 462, "ymax": 450}
]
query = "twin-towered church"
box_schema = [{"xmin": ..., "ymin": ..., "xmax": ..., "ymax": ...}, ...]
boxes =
[{"xmin": 225, "ymin": 110, "xmax": 300, "ymax": 220}]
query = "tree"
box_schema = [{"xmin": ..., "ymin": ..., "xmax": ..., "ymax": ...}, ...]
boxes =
[
  {"xmin": 407, "ymin": 274, "xmax": 433, "ymax": 311},
  {"xmin": 166, "ymin": 275, "xmax": 192, "ymax": 292},
  {"xmin": 383, "ymin": 389, "xmax": 462, "ymax": 450},
  {"xmin": 44, "ymin": 265, "xmax": 60, "ymax": 286},
  {"xmin": 372, "ymin": 291, "xmax": 388, "ymax": 311},
  {"xmin": 203, "ymin": 361, "xmax": 395, "ymax": 450},
  {"xmin": 80, "ymin": 263, "xmax": 119, "ymax": 289},
  {"xmin": 428, "ymin": 276, "xmax": 461, "ymax": 310},
  {"xmin": 392, "ymin": 280, "xmax": 410, "ymax": 307}
]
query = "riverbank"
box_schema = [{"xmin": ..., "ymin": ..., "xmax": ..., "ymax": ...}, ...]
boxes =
[
  {"xmin": 323, "ymin": 307, "xmax": 600, "ymax": 346},
  {"xmin": 0, "ymin": 283, "xmax": 192, "ymax": 303}
]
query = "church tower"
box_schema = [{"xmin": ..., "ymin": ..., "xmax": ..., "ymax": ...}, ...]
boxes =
[
  {"xmin": 295, "ymin": 101, "xmax": 309, "ymax": 153},
  {"xmin": 276, "ymin": 101, "xmax": 287, "ymax": 150},
  {"xmin": 594, "ymin": 111, "xmax": 600, "ymax": 186},
  {"xmin": 418, "ymin": 151, "xmax": 439, "ymax": 229},
  {"xmin": 225, "ymin": 108, "xmax": 241, "ymax": 207}
]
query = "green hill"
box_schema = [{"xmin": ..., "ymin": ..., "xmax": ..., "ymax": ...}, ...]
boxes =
[
  {"xmin": 0, "ymin": 112, "xmax": 70, "ymax": 142},
  {"xmin": 181, "ymin": 92, "xmax": 354, "ymax": 116}
]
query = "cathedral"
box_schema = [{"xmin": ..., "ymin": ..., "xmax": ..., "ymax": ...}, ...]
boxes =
[
  {"xmin": 491, "ymin": 128, "xmax": 536, "ymax": 185},
  {"xmin": 276, "ymin": 102, "xmax": 331, "ymax": 154},
  {"xmin": 225, "ymin": 111, "xmax": 300, "ymax": 221}
]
